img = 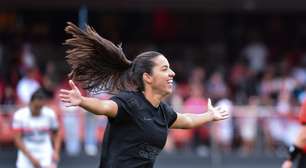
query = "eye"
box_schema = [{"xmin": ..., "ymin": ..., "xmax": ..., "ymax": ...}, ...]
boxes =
[
  {"xmin": 162, "ymin": 67, "xmax": 168, "ymax": 71},
  {"xmin": 163, "ymin": 68, "xmax": 167, "ymax": 71}
]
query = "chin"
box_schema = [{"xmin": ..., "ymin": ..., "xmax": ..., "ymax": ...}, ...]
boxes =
[{"xmin": 164, "ymin": 88, "xmax": 173, "ymax": 96}]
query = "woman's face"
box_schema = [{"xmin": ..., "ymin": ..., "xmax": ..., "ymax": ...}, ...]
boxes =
[{"xmin": 146, "ymin": 55, "xmax": 175, "ymax": 96}]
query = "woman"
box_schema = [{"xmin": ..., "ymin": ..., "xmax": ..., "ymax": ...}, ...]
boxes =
[{"xmin": 59, "ymin": 22, "xmax": 230, "ymax": 168}]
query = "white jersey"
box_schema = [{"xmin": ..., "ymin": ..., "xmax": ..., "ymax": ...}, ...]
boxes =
[{"xmin": 13, "ymin": 106, "xmax": 59, "ymax": 168}]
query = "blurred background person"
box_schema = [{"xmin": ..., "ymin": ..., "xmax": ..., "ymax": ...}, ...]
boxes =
[
  {"xmin": 16, "ymin": 67, "xmax": 41, "ymax": 106},
  {"xmin": 12, "ymin": 88, "xmax": 61, "ymax": 168},
  {"xmin": 184, "ymin": 83, "xmax": 210, "ymax": 156},
  {"xmin": 207, "ymin": 71, "xmax": 228, "ymax": 101},
  {"xmin": 241, "ymin": 32, "xmax": 268, "ymax": 75},
  {"xmin": 212, "ymin": 96, "xmax": 234, "ymax": 154},
  {"xmin": 236, "ymin": 96, "xmax": 259, "ymax": 156}
]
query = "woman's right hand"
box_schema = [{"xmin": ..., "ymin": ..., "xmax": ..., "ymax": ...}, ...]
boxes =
[{"xmin": 59, "ymin": 80, "xmax": 83, "ymax": 107}]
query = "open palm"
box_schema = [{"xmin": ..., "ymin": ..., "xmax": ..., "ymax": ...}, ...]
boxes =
[
  {"xmin": 208, "ymin": 98, "xmax": 230, "ymax": 121},
  {"xmin": 59, "ymin": 80, "xmax": 82, "ymax": 107}
]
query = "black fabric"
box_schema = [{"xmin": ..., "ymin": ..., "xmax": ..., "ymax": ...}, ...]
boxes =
[
  {"xmin": 297, "ymin": 153, "xmax": 306, "ymax": 168},
  {"xmin": 99, "ymin": 91, "xmax": 177, "ymax": 168},
  {"xmin": 288, "ymin": 145, "xmax": 303, "ymax": 161}
]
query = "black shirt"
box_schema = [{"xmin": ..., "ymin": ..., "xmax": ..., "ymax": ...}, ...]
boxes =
[{"xmin": 99, "ymin": 91, "xmax": 178, "ymax": 168}]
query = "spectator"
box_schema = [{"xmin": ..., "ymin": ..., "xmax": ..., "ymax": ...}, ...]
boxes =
[
  {"xmin": 213, "ymin": 98, "xmax": 234, "ymax": 153},
  {"xmin": 237, "ymin": 96, "xmax": 259, "ymax": 156},
  {"xmin": 182, "ymin": 83, "xmax": 210, "ymax": 155},
  {"xmin": 16, "ymin": 67, "xmax": 41, "ymax": 105},
  {"xmin": 207, "ymin": 71, "xmax": 227, "ymax": 101},
  {"xmin": 241, "ymin": 32, "xmax": 268, "ymax": 74}
]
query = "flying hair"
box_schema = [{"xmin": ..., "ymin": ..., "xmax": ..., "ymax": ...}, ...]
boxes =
[{"xmin": 63, "ymin": 22, "xmax": 133, "ymax": 94}]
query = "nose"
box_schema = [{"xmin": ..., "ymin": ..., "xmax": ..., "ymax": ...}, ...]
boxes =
[{"xmin": 170, "ymin": 69, "xmax": 175, "ymax": 77}]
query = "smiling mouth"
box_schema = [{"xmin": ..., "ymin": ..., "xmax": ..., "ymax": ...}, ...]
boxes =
[{"xmin": 167, "ymin": 79, "xmax": 173, "ymax": 86}]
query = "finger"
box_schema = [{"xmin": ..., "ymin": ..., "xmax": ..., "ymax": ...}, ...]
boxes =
[
  {"xmin": 217, "ymin": 109, "xmax": 227, "ymax": 114},
  {"xmin": 216, "ymin": 106, "xmax": 222, "ymax": 111},
  {"xmin": 222, "ymin": 112, "xmax": 230, "ymax": 117},
  {"xmin": 217, "ymin": 115, "xmax": 228, "ymax": 120},
  {"xmin": 59, "ymin": 97, "xmax": 69, "ymax": 102},
  {"xmin": 60, "ymin": 96, "xmax": 71, "ymax": 102},
  {"xmin": 60, "ymin": 89, "xmax": 71, "ymax": 94},
  {"xmin": 69, "ymin": 80, "xmax": 82, "ymax": 95},
  {"xmin": 222, "ymin": 113, "xmax": 230, "ymax": 119},
  {"xmin": 58, "ymin": 94, "xmax": 70, "ymax": 98},
  {"xmin": 69, "ymin": 80, "xmax": 78, "ymax": 90},
  {"xmin": 214, "ymin": 109, "xmax": 223, "ymax": 114},
  {"xmin": 59, "ymin": 97, "xmax": 71, "ymax": 103},
  {"xmin": 60, "ymin": 99, "xmax": 71, "ymax": 103},
  {"xmin": 63, "ymin": 103, "xmax": 73, "ymax": 107},
  {"xmin": 208, "ymin": 98, "xmax": 213, "ymax": 109},
  {"xmin": 60, "ymin": 96, "xmax": 70, "ymax": 100},
  {"xmin": 222, "ymin": 115, "xmax": 230, "ymax": 119},
  {"xmin": 220, "ymin": 111, "xmax": 230, "ymax": 116},
  {"xmin": 218, "ymin": 109, "xmax": 227, "ymax": 113}
]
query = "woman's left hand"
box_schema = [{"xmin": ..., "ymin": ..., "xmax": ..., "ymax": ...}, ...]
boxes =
[
  {"xmin": 207, "ymin": 98, "xmax": 230, "ymax": 121},
  {"xmin": 52, "ymin": 152, "xmax": 60, "ymax": 162}
]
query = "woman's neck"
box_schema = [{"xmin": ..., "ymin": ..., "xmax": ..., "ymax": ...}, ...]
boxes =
[
  {"xmin": 30, "ymin": 104, "xmax": 40, "ymax": 117},
  {"xmin": 142, "ymin": 90, "xmax": 164, "ymax": 108}
]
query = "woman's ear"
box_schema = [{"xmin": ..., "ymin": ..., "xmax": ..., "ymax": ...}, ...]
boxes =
[{"xmin": 143, "ymin": 72, "xmax": 152, "ymax": 84}]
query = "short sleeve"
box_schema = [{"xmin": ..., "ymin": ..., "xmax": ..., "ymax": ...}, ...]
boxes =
[
  {"xmin": 48, "ymin": 109, "xmax": 59, "ymax": 130},
  {"xmin": 109, "ymin": 92, "xmax": 135, "ymax": 124},
  {"xmin": 162, "ymin": 103, "xmax": 178, "ymax": 128},
  {"xmin": 12, "ymin": 111, "xmax": 23, "ymax": 131}
]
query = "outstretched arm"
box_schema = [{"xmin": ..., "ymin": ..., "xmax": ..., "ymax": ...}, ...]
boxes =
[
  {"xmin": 59, "ymin": 80, "xmax": 118, "ymax": 117},
  {"xmin": 171, "ymin": 99, "xmax": 230, "ymax": 129}
]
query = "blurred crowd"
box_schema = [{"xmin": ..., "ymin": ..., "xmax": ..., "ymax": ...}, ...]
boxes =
[{"xmin": 0, "ymin": 11, "xmax": 306, "ymax": 157}]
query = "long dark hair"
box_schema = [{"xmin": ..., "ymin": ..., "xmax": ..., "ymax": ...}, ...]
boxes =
[
  {"xmin": 130, "ymin": 51, "xmax": 161, "ymax": 91},
  {"xmin": 64, "ymin": 22, "xmax": 161, "ymax": 93}
]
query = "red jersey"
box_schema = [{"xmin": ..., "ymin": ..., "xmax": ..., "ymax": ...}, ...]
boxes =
[
  {"xmin": 298, "ymin": 99, "xmax": 306, "ymax": 152},
  {"xmin": 299, "ymin": 99, "xmax": 306, "ymax": 125}
]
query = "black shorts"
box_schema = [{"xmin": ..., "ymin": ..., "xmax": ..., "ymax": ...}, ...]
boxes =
[{"xmin": 298, "ymin": 153, "xmax": 306, "ymax": 168}]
